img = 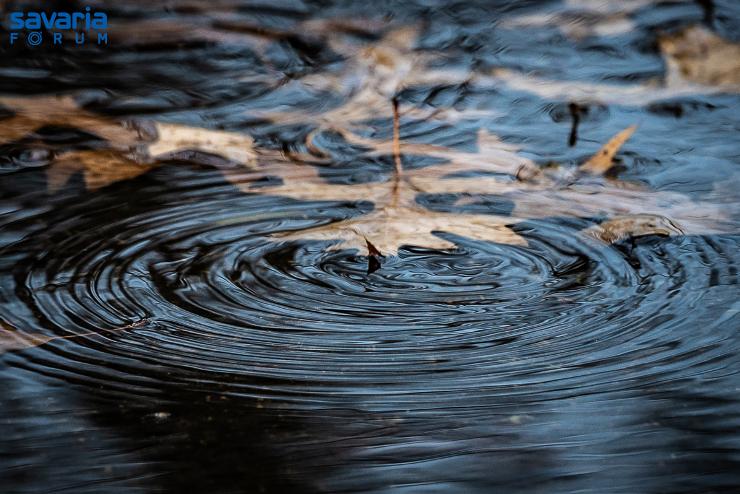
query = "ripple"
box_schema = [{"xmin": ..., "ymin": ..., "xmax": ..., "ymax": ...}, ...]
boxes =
[
  {"xmin": 1, "ymin": 171, "xmax": 737, "ymax": 414},
  {"xmin": 1, "ymin": 0, "xmax": 740, "ymax": 489}
]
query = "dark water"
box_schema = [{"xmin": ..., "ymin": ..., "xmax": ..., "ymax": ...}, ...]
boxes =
[{"xmin": 1, "ymin": 1, "xmax": 739, "ymax": 493}]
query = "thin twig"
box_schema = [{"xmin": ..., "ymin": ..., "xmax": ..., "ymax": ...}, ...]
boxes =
[
  {"xmin": 391, "ymin": 97, "xmax": 403, "ymax": 196},
  {"xmin": 66, "ymin": 319, "xmax": 149, "ymax": 339},
  {"xmin": 568, "ymin": 102, "xmax": 581, "ymax": 147},
  {"xmin": 1, "ymin": 319, "xmax": 149, "ymax": 354}
]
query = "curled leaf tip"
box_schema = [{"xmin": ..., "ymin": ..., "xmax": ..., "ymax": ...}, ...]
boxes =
[
  {"xmin": 580, "ymin": 124, "xmax": 637, "ymax": 175},
  {"xmin": 365, "ymin": 237, "xmax": 383, "ymax": 274},
  {"xmin": 365, "ymin": 237, "xmax": 383, "ymax": 257}
]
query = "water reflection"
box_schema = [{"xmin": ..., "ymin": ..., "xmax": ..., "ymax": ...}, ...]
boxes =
[{"xmin": 1, "ymin": 0, "xmax": 739, "ymax": 492}]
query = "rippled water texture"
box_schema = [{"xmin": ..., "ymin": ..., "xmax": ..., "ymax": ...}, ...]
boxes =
[{"xmin": 1, "ymin": 1, "xmax": 739, "ymax": 493}]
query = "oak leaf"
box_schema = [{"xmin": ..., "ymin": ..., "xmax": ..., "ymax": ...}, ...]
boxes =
[
  {"xmin": 221, "ymin": 125, "xmax": 531, "ymax": 255},
  {"xmin": 0, "ymin": 95, "xmax": 143, "ymax": 147},
  {"xmin": 36, "ymin": 125, "xmax": 256, "ymax": 193},
  {"xmin": 44, "ymin": 122, "xmax": 256, "ymax": 192},
  {"xmin": 0, "ymin": 95, "xmax": 257, "ymax": 192},
  {"xmin": 47, "ymin": 149, "xmax": 152, "ymax": 192}
]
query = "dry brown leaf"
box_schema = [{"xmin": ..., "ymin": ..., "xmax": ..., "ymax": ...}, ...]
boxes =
[
  {"xmin": 579, "ymin": 125, "xmax": 637, "ymax": 174},
  {"xmin": 45, "ymin": 122, "xmax": 256, "ymax": 192},
  {"xmin": 147, "ymin": 122, "xmax": 257, "ymax": 165},
  {"xmin": 47, "ymin": 150, "xmax": 154, "ymax": 192},
  {"xmin": 223, "ymin": 110, "xmax": 528, "ymax": 256},
  {"xmin": 0, "ymin": 96, "xmax": 261, "ymax": 192},
  {"xmin": 0, "ymin": 320, "xmax": 147, "ymax": 355},
  {"xmin": 490, "ymin": 24, "xmax": 740, "ymax": 106},
  {"xmin": 222, "ymin": 146, "xmax": 527, "ymax": 254},
  {"xmin": 659, "ymin": 25, "xmax": 740, "ymax": 88},
  {"xmin": 220, "ymin": 107, "xmax": 733, "ymax": 255},
  {"xmin": 0, "ymin": 95, "xmax": 144, "ymax": 147},
  {"xmin": 585, "ymin": 214, "xmax": 685, "ymax": 243},
  {"xmin": 271, "ymin": 187, "xmax": 526, "ymax": 254}
]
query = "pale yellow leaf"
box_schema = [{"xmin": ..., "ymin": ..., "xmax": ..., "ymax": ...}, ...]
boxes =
[
  {"xmin": 580, "ymin": 124, "xmax": 637, "ymax": 174},
  {"xmin": 148, "ymin": 122, "xmax": 257, "ymax": 166}
]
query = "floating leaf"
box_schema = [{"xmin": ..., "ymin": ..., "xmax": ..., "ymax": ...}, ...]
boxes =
[
  {"xmin": 0, "ymin": 95, "xmax": 144, "ymax": 147},
  {"xmin": 586, "ymin": 214, "xmax": 685, "ymax": 243},
  {"xmin": 3, "ymin": 24, "xmax": 731, "ymax": 255},
  {"xmin": 272, "ymin": 194, "xmax": 527, "ymax": 255},
  {"xmin": 580, "ymin": 125, "xmax": 637, "ymax": 174},
  {"xmin": 148, "ymin": 122, "xmax": 257, "ymax": 165},
  {"xmin": 223, "ymin": 116, "xmax": 528, "ymax": 256},
  {"xmin": 47, "ymin": 150, "xmax": 153, "ymax": 192},
  {"xmin": 220, "ymin": 105, "xmax": 732, "ymax": 255},
  {"xmin": 0, "ymin": 96, "xmax": 260, "ymax": 192}
]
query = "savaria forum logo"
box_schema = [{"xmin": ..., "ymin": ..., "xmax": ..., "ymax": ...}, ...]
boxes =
[{"xmin": 6, "ymin": 6, "xmax": 108, "ymax": 47}]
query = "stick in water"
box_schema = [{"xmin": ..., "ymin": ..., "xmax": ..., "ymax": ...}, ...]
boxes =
[{"xmin": 392, "ymin": 97, "xmax": 403, "ymax": 182}]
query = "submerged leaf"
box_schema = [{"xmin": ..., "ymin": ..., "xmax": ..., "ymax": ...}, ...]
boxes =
[
  {"xmin": 659, "ymin": 25, "xmax": 740, "ymax": 88},
  {"xmin": 0, "ymin": 320, "xmax": 147, "ymax": 355},
  {"xmin": 0, "ymin": 322, "xmax": 54, "ymax": 353}
]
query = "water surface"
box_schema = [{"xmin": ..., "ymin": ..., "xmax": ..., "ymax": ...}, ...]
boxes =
[{"xmin": 1, "ymin": 1, "xmax": 739, "ymax": 492}]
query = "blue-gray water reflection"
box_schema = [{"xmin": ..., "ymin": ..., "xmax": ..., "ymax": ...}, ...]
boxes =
[{"xmin": 1, "ymin": 0, "xmax": 739, "ymax": 492}]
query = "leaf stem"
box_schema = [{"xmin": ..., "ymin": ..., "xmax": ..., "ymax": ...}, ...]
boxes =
[{"xmin": 391, "ymin": 97, "xmax": 403, "ymax": 203}]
